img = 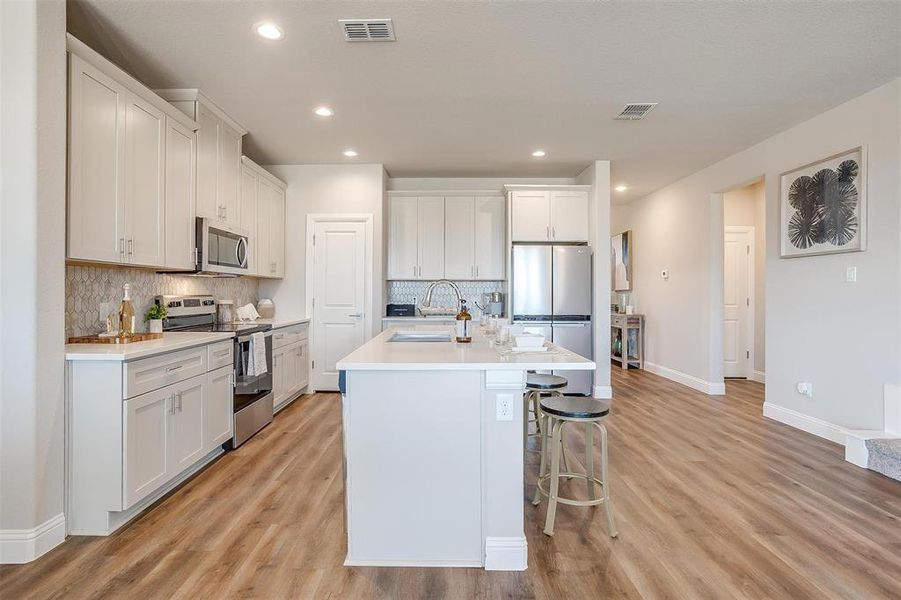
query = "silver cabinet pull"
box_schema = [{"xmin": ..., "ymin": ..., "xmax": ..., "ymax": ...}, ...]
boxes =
[
  {"xmin": 546, "ymin": 225, "xmax": 550, "ymax": 239},
  {"xmin": 119, "ymin": 237, "xmax": 126, "ymax": 256},
  {"xmin": 552, "ymin": 227, "xmax": 556, "ymax": 239},
  {"xmin": 475, "ymin": 265, "xmax": 479, "ymax": 278},
  {"xmin": 166, "ymin": 364, "xmax": 184, "ymax": 372},
  {"xmin": 127, "ymin": 237, "xmax": 134, "ymax": 256},
  {"xmin": 169, "ymin": 395, "xmax": 177, "ymax": 415},
  {"xmin": 176, "ymin": 392, "xmax": 183, "ymax": 412},
  {"xmin": 348, "ymin": 313, "xmax": 363, "ymax": 318}
]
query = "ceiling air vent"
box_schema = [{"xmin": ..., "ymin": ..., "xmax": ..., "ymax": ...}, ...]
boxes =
[
  {"xmin": 614, "ymin": 103, "xmax": 658, "ymax": 120},
  {"xmin": 339, "ymin": 19, "xmax": 396, "ymax": 42}
]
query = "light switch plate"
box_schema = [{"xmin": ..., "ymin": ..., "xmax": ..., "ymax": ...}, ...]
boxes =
[
  {"xmin": 496, "ymin": 394, "xmax": 514, "ymax": 421},
  {"xmin": 846, "ymin": 266, "xmax": 857, "ymax": 282}
]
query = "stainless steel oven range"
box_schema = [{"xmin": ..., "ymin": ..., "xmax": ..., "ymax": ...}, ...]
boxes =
[{"xmin": 156, "ymin": 294, "xmax": 273, "ymax": 448}]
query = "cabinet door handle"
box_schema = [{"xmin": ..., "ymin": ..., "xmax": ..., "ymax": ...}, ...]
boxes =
[
  {"xmin": 546, "ymin": 225, "xmax": 550, "ymax": 239},
  {"xmin": 169, "ymin": 395, "xmax": 177, "ymax": 414},
  {"xmin": 127, "ymin": 237, "xmax": 134, "ymax": 256},
  {"xmin": 119, "ymin": 237, "xmax": 126, "ymax": 256},
  {"xmin": 552, "ymin": 227, "xmax": 556, "ymax": 239},
  {"xmin": 230, "ymin": 369, "xmax": 236, "ymax": 387},
  {"xmin": 475, "ymin": 265, "xmax": 479, "ymax": 278}
]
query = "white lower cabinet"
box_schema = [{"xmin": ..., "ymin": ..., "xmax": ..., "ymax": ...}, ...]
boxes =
[
  {"xmin": 68, "ymin": 339, "xmax": 235, "ymax": 535},
  {"xmin": 205, "ymin": 365, "xmax": 235, "ymax": 449},
  {"xmin": 272, "ymin": 324, "xmax": 310, "ymax": 411}
]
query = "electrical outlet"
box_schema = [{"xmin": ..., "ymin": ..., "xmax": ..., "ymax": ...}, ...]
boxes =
[
  {"xmin": 846, "ymin": 266, "xmax": 857, "ymax": 282},
  {"xmin": 496, "ymin": 393, "xmax": 514, "ymax": 421},
  {"xmin": 796, "ymin": 382, "xmax": 813, "ymax": 398},
  {"xmin": 661, "ymin": 269, "xmax": 669, "ymax": 281}
]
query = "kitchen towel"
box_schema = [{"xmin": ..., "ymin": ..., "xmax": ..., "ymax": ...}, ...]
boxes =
[{"xmin": 246, "ymin": 331, "xmax": 268, "ymax": 376}]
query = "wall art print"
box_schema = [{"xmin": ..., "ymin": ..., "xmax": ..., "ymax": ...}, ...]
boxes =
[{"xmin": 780, "ymin": 146, "xmax": 866, "ymax": 258}]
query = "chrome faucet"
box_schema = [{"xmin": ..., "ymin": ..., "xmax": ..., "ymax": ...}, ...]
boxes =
[{"xmin": 420, "ymin": 279, "xmax": 463, "ymax": 315}]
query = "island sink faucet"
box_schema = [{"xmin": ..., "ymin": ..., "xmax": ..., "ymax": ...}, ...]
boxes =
[{"xmin": 419, "ymin": 279, "xmax": 463, "ymax": 315}]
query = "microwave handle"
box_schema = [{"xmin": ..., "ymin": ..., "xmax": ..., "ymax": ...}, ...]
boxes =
[{"xmin": 236, "ymin": 236, "xmax": 248, "ymax": 268}]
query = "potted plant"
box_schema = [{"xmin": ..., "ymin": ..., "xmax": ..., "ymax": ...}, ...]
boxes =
[{"xmin": 144, "ymin": 304, "xmax": 167, "ymax": 334}]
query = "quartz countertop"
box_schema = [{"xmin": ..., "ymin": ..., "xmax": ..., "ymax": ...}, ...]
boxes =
[
  {"xmin": 255, "ymin": 317, "xmax": 310, "ymax": 329},
  {"xmin": 65, "ymin": 331, "xmax": 236, "ymax": 362},
  {"xmin": 337, "ymin": 325, "xmax": 594, "ymax": 371}
]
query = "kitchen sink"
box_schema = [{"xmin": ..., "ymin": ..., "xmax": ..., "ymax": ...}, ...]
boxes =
[{"xmin": 388, "ymin": 330, "xmax": 453, "ymax": 342}]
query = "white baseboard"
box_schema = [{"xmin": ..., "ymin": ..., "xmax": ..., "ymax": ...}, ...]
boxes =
[
  {"xmin": 484, "ymin": 536, "xmax": 528, "ymax": 571},
  {"xmin": 593, "ymin": 385, "xmax": 612, "ymax": 399},
  {"xmin": 762, "ymin": 402, "xmax": 848, "ymax": 445},
  {"xmin": 0, "ymin": 513, "xmax": 66, "ymax": 564},
  {"xmin": 751, "ymin": 370, "xmax": 766, "ymax": 384},
  {"xmin": 344, "ymin": 555, "xmax": 483, "ymax": 568},
  {"xmin": 643, "ymin": 361, "xmax": 725, "ymax": 396}
]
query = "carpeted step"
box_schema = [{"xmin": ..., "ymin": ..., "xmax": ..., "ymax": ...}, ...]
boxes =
[{"xmin": 866, "ymin": 438, "xmax": 901, "ymax": 481}]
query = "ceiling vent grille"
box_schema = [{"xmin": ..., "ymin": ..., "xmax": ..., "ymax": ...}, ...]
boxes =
[
  {"xmin": 614, "ymin": 103, "xmax": 658, "ymax": 120},
  {"xmin": 339, "ymin": 19, "xmax": 396, "ymax": 42}
]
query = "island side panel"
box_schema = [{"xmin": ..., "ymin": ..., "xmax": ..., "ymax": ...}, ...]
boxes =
[
  {"xmin": 481, "ymin": 369, "xmax": 528, "ymax": 570},
  {"xmin": 343, "ymin": 370, "xmax": 483, "ymax": 567}
]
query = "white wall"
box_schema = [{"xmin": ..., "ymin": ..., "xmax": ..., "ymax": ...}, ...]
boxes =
[
  {"xmin": 576, "ymin": 162, "xmax": 613, "ymax": 398},
  {"xmin": 259, "ymin": 164, "xmax": 387, "ymax": 338},
  {"xmin": 612, "ymin": 79, "xmax": 900, "ymax": 435},
  {"xmin": 0, "ymin": 0, "xmax": 67, "ymax": 562},
  {"xmin": 724, "ymin": 180, "xmax": 766, "ymax": 377},
  {"xmin": 388, "ymin": 177, "xmax": 575, "ymax": 192}
]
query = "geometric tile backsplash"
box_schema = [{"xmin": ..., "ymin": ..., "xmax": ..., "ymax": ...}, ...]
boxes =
[
  {"xmin": 386, "ymin": 280, "xmax": 505, "ymax": 316},
  {"xmin": 65, "ymin": 264, "xmax": 259, "ymax": 337}
]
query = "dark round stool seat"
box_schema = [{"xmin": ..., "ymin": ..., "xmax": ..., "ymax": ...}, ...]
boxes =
[
  {"xmin": 540, "ymin": 396, "xmax": 610, "ymax": 419},
  {"xmin": 526, "ymin": 373, "xmax": 568, "ymax": 390}
]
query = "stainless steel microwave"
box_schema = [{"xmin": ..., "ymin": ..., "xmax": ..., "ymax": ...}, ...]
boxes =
[{"xmin": 195, "ymin": 218, "xmax": 250, "ymax": 276}]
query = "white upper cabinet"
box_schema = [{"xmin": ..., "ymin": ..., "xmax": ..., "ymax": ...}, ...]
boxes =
[
  {"xmin": 164, "ymin": 117, "xmax": 196, "ymax": 270},
  {"xmin": 444, "ymin": 197, "xmax": 475, "ymax": 279},
  {"xmin": 443, "ymin": 196, "xmax": 505, "ymax": 280},
  {"xmin": 473, "ymin": 196, "xmax": 506, "ymax": 279},
  {"xmin": 389, "ymin": 194, "xmax": 505, "ymax": 280},
  {"xmin": 240, "ymin": 164, "xmax": 258, "ymax": 273},
  {"xmin": 244, "ymin": 157, "xmax": 286, "ymax": 279},
  {"xmin": 68, "ymin": 53, "xmax": 126, "ymax": 264},
  {"xmin": 218, "ymin": 123, "xmax": 242, "ymax": 226},
  {"xmin": 68, "ymin": 44, "xmax": 194, "ymax": 269},
  {"xmin": 388, "ymin": 197, "xmax": 419, "ymax": 279},
  {"xmin": 388, "ymin": 196, "xmax": 446, "ymax": 280},
  {"xmin": 418, "ymin": 197, "xmax": 446, "ymax": 280},
  {"xmin": 156, "ymin": 90, "xmax": 247, "ymax": 227},
  {"xmin": 510, "ymin": 191, "xmax": 551, "ymax": 242},
  {"xmin": 194, "ymin": 104, "xmax": 220, "ymax": 221},
  {"xmin": 509, "ymin": 187, "xmax": 589, "ymax": 242},
  {"xmin": 550, "ymin": 190, "xmax": 590, "ymax": 242}
]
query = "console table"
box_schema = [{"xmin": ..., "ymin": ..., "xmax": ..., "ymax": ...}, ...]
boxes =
[{"xmin": 611, "ymin": 313, "xmax": 644, "ymax": 370}]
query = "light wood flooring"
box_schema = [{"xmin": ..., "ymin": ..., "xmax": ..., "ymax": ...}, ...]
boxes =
[{"xmin": 2, "ymin": 368, "xmax": 900, "ymax": 599}]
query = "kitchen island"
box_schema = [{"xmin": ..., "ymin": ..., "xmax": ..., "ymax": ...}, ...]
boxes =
[{"xmin": 336, "ymin": 325, "xmax": 594, "ymax": 571}]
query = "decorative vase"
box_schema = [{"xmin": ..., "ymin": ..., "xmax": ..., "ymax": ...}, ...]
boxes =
[{"xmin": 148, "ymin": 319, "xmax": 163, "ymax": 334}]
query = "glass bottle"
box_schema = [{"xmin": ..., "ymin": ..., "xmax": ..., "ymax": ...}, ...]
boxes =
[
  {"xmin": 118, "ymin": 283, "xmax": 136, "ymax": 338},
  {"xmin": 455, "ymin": 299, "xmax": 472, "ymax": 343}
]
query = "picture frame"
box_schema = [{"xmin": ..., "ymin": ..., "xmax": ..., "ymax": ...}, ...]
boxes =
[
  {"xmin": 611, "ymin": 230, "xmax": 632, "ymax": 291},
  {"xmin": 779, "ymin": 146, "xmax": 867, "ymax": 258}
]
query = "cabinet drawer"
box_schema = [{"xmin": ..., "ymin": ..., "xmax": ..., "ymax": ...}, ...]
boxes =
[
  {"xmin": 124, "ymin": 346, "xmax": 208, "ymax": 399},
  {"xmin": 207, "ymin": 341, "xmax": 234, "ymax": 370},
  {"xmin": 272, "ymin": 323, "xmax": 309, "ymax": 349}
]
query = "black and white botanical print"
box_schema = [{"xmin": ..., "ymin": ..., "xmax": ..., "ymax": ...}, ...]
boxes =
[{"xmin": 780, "ymin": 148, "xmax": 865, "ymax": 258}]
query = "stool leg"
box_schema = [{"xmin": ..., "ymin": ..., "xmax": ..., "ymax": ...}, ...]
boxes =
[
  {"xmin": 532, "ymin": 393, "xmax": 541, "ymax": 434},
  {"xmin": 543, "ymin": 419, "xmax": 564, "ymax": 536},
  {"xmin": 585, "ymin": 422, "xmax": 596, "ymax": 501},
  {"xmin": 532, "ymin": 411, "xmax": 547, "ymax": 506},
  {"xmin": 597, "ymin": 422, "xmax": 618, "ymax": 538}
]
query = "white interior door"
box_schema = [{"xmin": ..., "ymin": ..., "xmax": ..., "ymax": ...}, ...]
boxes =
[
  {"xmin": 311, "ymin": 220, "xmax": 367, "ymax": 391},
  {"xmin": 723, "ymin": 227, "xmax": 753, "ymax": 378}
]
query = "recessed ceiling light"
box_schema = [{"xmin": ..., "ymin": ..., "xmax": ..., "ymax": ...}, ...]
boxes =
[
  {"xmin": 343, "ymin": 149, "xmax": 358, "ymax": 158},
  {"xmin": 531, "ymin": 150, "xmax": 546, "ymax": 158},
  {"xmin": 615, "ymin": 185, "xmax": 628, "ymax": 192},
  {"xmin": 254, "ymin": 22, "xmax": 284, "ymax": 40},
  {"xmin": 314, "ymin": 106, "xmax": 334, "ymax": 117}
]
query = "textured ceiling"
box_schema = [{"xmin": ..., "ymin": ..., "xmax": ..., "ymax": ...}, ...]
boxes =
[{"xmin": 68, "ymin": 0, "xmax": 900, "ymax": 201}]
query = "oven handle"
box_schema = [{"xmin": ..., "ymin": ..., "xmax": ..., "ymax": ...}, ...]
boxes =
[{"xmin": 236, "ymin": 330, "xmax": 273, "ymax": 344}]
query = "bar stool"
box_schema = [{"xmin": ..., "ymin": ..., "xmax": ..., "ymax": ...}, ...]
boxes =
[
  {"xmin": 532, "ymin": 396, "xmax": 617, "ymax": 538},
  {"xmin": 523, "ymin": 373, "xmax": 567, "ymax": 456}
]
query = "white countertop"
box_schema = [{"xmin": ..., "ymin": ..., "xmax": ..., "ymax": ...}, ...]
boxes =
[
  {"xmin": 337, "ymin": 326, "xmax": 595, "ymax": 371},
  {"xmin": 256, "ymin": 317, "xmax": 310, "ymax": 329},
  {"xmin": 65, "ymin": 331, "xmax": 236, "ymax": 361},
  {"xmin": 382, "ymin": 316, "xmax": 457, "ymax": 322}
]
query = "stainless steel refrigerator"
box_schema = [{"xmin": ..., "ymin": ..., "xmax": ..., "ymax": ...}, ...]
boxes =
[{"xmin": 511, "ymin": 245, "xmax": 593, "ymax": 395}]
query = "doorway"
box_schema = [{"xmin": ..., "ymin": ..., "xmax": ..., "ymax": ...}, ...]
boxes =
[
  {"xmin": 721, "ymin": 180, "xmax": 766, "ymax": 382},
  {"xmin": 306, "ymin": 215, "xmax": 373, "ymax": 391}
]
